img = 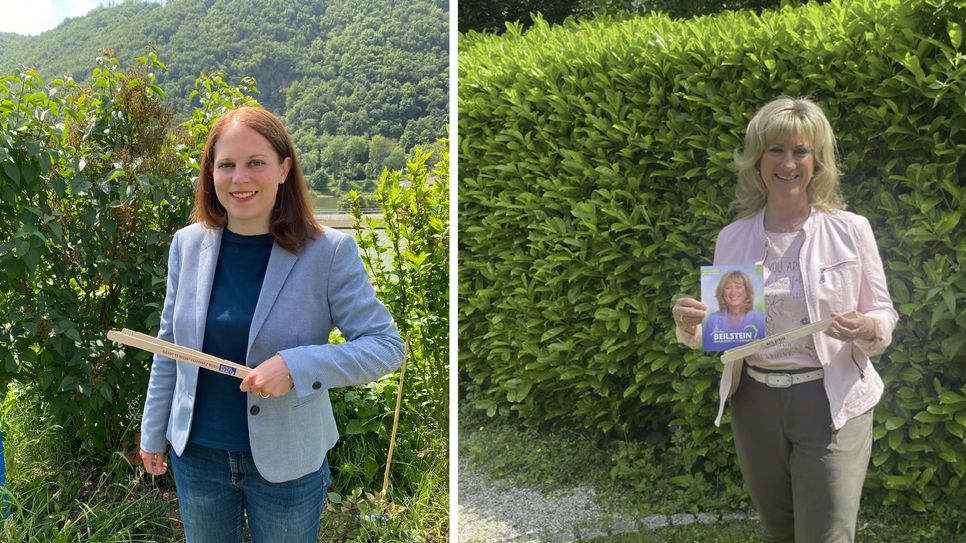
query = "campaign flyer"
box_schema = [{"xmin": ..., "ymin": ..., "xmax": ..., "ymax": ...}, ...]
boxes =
[{"xmin": 700, "ymin": 264, "xmax": 766, "ymax": 352}]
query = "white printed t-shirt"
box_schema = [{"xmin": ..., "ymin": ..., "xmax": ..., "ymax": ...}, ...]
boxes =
[{"xmin": 747, "ymin": 229, "xmax": 822, "ymax": 370}]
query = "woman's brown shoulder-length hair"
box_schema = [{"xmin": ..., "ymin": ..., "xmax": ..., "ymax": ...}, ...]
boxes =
[{"xmin": 191, "ymin": 106, "xmax": 322, "ymax": 252}]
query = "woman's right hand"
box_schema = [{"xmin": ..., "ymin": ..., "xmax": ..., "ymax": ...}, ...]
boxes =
[
  {"xmin": 672, "ymin": 297, "xmax": 708, "ymax": 335},
  {"xmin": 140, "ymin": 449, "xmax": 168, "ymax": 476}
]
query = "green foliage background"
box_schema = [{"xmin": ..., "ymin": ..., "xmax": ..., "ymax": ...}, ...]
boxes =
[
  {"xmin": 0, "ymin": 53, "xmax": 447, "ymax": 539},
  {"xmin": 459, "ymin": 0, "xmax": 965, "ymax": 510},
  {"xmin": 457, "ymin": 0, "xmax": 815, "ymax": 33},
  {"xmin": 0, "ymin": 0, "xmax": 448, "ymax": 193},
  {"xmin": 351, "ymin": 145, "xmax": 450, "ymax": 428},
  {"xmin": 0, "ymin": 52, "xmax": 237, "ymax": 456}
]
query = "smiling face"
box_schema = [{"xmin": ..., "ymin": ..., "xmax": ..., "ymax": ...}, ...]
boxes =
[
  {"xmin": 723, "ymin": 279, "xmax": 747, "ymax": 311},
  {"xmin": 211, "ymin": 122, "xmax": 291, "ymax": 235},
  {"xmin": 716, "ymin": 270, "xmax": 753, "ymax": 315},
  {"xmin": 758, "ymin": 134, "xmax": 814, "ymax": 208}
]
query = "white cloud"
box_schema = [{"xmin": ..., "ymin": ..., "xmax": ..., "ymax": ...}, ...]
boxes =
[{"xmin": 0, "ymin": 0, "xmax": 101, "ymax": 36}]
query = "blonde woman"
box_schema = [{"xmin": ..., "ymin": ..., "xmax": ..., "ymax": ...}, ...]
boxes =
[{"xmin": 672, "ymin": 97, "xmax": 897, "ymax": 542}]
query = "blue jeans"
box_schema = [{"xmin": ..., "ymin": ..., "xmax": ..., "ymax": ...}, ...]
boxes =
[{"xmin": 170, "ymin": 442, "xmax": 330, "ymax": 543}]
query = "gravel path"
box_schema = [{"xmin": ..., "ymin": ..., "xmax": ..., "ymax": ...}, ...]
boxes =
[{"xmin": 458, "ymin": 459, "xmax": 753, "ymax": 543}]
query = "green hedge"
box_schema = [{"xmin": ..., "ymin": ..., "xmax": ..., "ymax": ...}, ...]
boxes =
[{"xmin": 458, "ymin": 0, "xmax": 965, "ymax": 509}]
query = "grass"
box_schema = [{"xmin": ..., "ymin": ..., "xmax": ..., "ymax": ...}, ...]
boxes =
[
  {"xmin": 590, "ymin": 521, "xmax": 761, "ymax": 542},
  {"xmin": 1, "ymin": 467, "xmax": 176, "ymax": 542},
  {"xmin": 321, "ymin": 422, "xmax": 449, "ymax": 543},
  {"xmin": 1, "ymin": 385, "xmax": 177, "ymax": 542},
  {"xmin": 459, "ymin": 403, "xmax": 964, "ymax": 542},
  {"xmin": 1, "ymin": 383, "xmax": 447, "ymax": 542},
  {"xmin": 594, "ymin": 516, "xmax": 966, "ymax": 543}
]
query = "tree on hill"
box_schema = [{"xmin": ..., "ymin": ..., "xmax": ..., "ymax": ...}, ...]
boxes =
[{"xmin": 0, "ymin": 0, "xmax": 447, "ymax": 194}]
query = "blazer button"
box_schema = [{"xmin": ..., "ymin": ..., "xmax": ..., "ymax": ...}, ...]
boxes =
[
  {"xmin": 250, "ymin": 405, "xmax": 260, "ymax": 415},
  {"xmin": 312, "ymin": 382, "xmax": 322, "ymax": 390}
]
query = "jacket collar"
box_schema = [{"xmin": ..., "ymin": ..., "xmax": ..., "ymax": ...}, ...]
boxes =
[
  {"xmin": 248, "ymin": 243, "xmax": 298, "ymax": 355},
  {"xmin": 196, "ymin": 226, "xmax": 299, "ymax": 361},
  {"xmin": 195, "ymin": 227, "xmax": 223, "ymax": 346}
]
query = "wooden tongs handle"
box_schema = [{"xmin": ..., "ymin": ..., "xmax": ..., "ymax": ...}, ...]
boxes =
[
  {"xmin": 721, "ymin": 311, "xmax": 858, "ymax": 363},
  {"xmin": 107, "ymin": 328, "xmax": 250, "ymax": 379}
]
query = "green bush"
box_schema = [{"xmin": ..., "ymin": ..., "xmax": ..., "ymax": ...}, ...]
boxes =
[
  {"xmin": 314, "ymin": 145, "xmax": 449, "ymax": 541},
  {"xmin": 350, "ymin": 143, "xmax": 450, "ymax": 428},
  {"xmin": 0, "ymin": 52, "xmax": 259, "ymax": 456},
  {"xmin": 459, "ymin": 0, "xmax": 965, "ymax": 510}
]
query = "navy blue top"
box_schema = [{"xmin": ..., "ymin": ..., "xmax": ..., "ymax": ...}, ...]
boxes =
[{"xmin": 189, "ymin": 229, "xmax": 273, "ymax": 451}]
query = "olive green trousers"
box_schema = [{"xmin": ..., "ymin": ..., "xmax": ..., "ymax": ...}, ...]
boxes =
[{"xmin": 731, "ymin": 365, "xmax": 873, "ymax": 543}]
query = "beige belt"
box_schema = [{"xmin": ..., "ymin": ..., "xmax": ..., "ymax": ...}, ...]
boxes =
[{"xmin": 746, "ymin": 366, "xmax": 824, "ymax": 388}]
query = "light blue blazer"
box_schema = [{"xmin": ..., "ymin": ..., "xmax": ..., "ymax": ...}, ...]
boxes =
[{"xmin": 140, "ymin": 223, "xmax": 403, "ymax": 483}]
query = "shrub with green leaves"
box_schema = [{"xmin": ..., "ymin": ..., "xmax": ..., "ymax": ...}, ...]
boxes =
[
  {"xmin": 459, "ymin": 0, "xmax": 965, "ymax": 509},
  {"xmin": 350, "ymin": 143, "xmax": 450, "ymax": 428},
  {"xmin": 0, "ymin": 52, "xmax": 259, "ymax": 456},
  {"xmin": 317, "ymin": 145, "xmax": 449, "ymax": 540}
]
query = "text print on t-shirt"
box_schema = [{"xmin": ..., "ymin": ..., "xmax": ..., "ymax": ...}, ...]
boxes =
[{"xmin": 758, "ymin": 232, "xmax": 820, "ymax": 368}]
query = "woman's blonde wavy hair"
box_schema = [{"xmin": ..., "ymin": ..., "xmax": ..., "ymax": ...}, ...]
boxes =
[{"xmin": 730, "ymin": 97, "xmax": 846, "ymax": 219}]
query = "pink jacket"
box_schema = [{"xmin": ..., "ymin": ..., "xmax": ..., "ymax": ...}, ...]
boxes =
[{"xmin": 677, "ymin": 207, "xmax": 898, "ymax": 430}]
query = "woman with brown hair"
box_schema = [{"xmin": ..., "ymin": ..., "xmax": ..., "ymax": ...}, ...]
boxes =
[{"xmin": 139, "ymin": 107, "xmax": 403, "ymax": 542}]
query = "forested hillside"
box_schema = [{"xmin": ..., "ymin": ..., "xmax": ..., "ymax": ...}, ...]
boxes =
[{"xmin": 0, "ymin": 0, "xmax": 448, "ymax": 193}]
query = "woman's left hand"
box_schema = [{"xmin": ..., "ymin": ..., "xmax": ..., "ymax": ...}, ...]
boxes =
[
  {"xmin": 825, "ymin": 312, "xmax": 876, "ymax": 343},
  {"xmin": 240, "ymin": 354, "xmax": 295, "ymax": 398}
]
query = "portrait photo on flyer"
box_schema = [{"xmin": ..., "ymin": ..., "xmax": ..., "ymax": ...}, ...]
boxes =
[{"xmin": 700, "ymin": 264, "xmax": 766, "ymax": 351}]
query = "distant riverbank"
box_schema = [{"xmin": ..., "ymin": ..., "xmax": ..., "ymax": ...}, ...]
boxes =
[
  {"xmin": 311, "ymin": 192, "xmax": 343, "ymax": 213},
  {"xmin": 311, "ymin": 192, "xmax": 383, "ymax": 229}
]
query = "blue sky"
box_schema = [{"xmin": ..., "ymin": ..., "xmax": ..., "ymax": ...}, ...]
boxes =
[{"xmin": 0, "ymin": 0, "xmax": 160, "ymax": 36}]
